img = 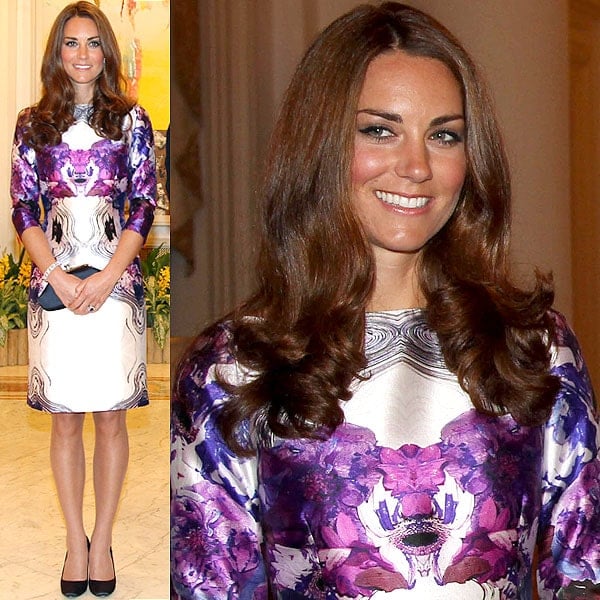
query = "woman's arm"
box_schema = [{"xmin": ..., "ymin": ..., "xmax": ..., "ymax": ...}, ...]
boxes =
[
  {"xmin": 171, "ymin": 326, "xmax": 268, "ymax": 600},
  {"xmin": 124, "ymin": 105, "xmax": 157, "ymax": 239},
  {"xmin": 536, "ymin": 311, "xmax": 600, "ymax": 598},
  {"xmin": 19, "ymin": 226, "xmax": 83, "ymax": 309},
  {"xmin": 11, "ymin": 110, "xmax": 83, "ymax": 309}
]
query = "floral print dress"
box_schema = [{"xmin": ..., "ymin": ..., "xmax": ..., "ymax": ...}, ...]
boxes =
[
  {"xmin": 171, "ymin": 310, "xmax": 600, "ymax": 599},
  {"xmin": 11, "ymin": 105, "xmax": 156, "ymax": 412}
]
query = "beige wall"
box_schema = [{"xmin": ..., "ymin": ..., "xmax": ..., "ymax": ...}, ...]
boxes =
[
  {"xmin": 173, "ymin": 1, "xmax": 571, "ymax": 336},
  {"xmin": 1, "ymin": 0, "xmax": 37, "ymax": 256},
  {"xmin": 1, "ymin": 0, "xmax": 67, "ymax": 255}
]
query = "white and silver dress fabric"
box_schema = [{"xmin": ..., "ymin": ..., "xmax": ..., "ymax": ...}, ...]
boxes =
[{"xmin": 11, "ymin": 104, "xmax": 157, "ymax": 412}]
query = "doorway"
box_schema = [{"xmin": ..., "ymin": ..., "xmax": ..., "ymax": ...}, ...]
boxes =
[{"xmin": 570, "ymin": 0, "xmax": 600, "ymax": 390}]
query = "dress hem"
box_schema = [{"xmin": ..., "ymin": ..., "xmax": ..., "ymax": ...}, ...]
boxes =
[{"xmin": 26, "ymin": 397, "xmax": 150, "ymax": 414}]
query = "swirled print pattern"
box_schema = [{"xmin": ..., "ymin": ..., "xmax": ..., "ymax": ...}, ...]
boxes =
[{"xmin": 364, "ymin": 310, "xmax": 453, "ymax": 381}]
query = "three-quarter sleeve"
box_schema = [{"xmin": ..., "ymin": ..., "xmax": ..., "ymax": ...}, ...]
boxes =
[
  {"xmin": 171, "ymin": 325, "xmax": 268, "ymax": 600},
  {"xmin": 536, "ymin": 311, "xmax": 600, "ymax": 598},
  {"xmin": 10, "ymin": 108, "xmax": 42, "ymax": 236},
  {"xmin": 124, "ymin": 105, "xmax": 157, "ymax": 241}
]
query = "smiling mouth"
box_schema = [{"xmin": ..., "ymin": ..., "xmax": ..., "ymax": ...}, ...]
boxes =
[{"xmin": 375, "ymin": 190, "xmax": 430, "ymax": 209}]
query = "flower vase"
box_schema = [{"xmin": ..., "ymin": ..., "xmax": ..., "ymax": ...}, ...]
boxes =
[
  {"xmin": 7, "ymin": 328, "xmax": 28, "ymax": 366},
  {"xmin": 147, "ymin": 328, "xmax": 169, "ymax": 364},
  {"xmin": 0, "ymin": 338, "xmax": 7, "ymax": 367}
]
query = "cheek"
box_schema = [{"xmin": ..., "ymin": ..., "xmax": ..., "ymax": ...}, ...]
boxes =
[
  {"xmin": 351, "ymin": 147, "xmax": 387, "ymax": 187},
  {"xmin": 442, "ymin": 157, "xmax": 467, "ymax": 197},
  {"xmin": 440, "ymin": 162, "xmax": 467, "ymax": 224}
]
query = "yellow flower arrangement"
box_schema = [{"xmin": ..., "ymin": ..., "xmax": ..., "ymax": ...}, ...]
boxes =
[
  {"xmin": 0, "ymin": 248, "xmax": 29, "ymax": 347},
  {"xmin": 0, "ymin": 254, "xmax": 10, "ymax": 284},
  {"xmin": 157, "ymin": 265, "xmax": 170, "ymax": 298},
  {"xmin": 17, "ymin": 256, "xmax": 32, "ymax": 288},
  {"xmin": 141, "ymin": 245, "xmax": 170, "ymax": 350}
]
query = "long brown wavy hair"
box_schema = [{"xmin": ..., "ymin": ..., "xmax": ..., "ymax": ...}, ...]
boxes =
[
  {"xmin": 208, "ymin": 2, "xmax": 560, "ymax": 454},
  {"xmin": 24, "ymin": 1, "xmax": 133, "ymax": 151}
]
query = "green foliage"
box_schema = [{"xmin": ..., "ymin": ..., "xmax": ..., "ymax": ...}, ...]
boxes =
[
  {"xmin": 0, "ymin": 248, "xmax": 30, "ymax": 347},
  {"xmin": 141, "ymin": 245, "xmax": 170, "ymax": 349}
]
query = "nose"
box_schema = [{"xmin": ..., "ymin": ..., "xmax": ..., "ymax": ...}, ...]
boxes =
[
  {"xmin": 394, "ymin": 138, "xmax": 433, "ymax": 183},
  {"xmin": 77, "ymin": 43, "xmax": 88, "ymax": 60}
]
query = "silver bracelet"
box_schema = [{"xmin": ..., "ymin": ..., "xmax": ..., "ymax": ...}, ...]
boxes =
[{"xmin": 41, "ymin": 260, "xmax": 62, "ymax": 282}]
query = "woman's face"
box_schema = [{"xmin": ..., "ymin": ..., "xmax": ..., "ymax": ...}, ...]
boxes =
[
  {"xmin": 351, "ymin": 50, "xmax": 467, "ymax": 270},
  {"xmin": 60, "ymin": 16, "xmax": 104, "ymax": 103}
]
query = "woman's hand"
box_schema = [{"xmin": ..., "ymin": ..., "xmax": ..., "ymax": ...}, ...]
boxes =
[
  {"xmin": 68, "ymin": 270, "xmax": 120, "ymax": 315},
  {"xmin": 67, "ymin": 229, "xmax": 145, "ymax": 315},
  {"xmin": 46, "ymin": 268, "xmax": 118, "ymax": 315}
]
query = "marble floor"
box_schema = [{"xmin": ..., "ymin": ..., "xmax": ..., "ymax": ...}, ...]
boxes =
[{"xmin": 0, "ymin": 364, "xmax": 170, "ymax": 600}]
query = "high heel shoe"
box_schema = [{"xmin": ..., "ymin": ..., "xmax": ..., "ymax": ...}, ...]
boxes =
[
  {"xmin": 89, "ymin": 547, "xmax": 116, "ymax": 597},
  {"xmin": 60, "ymin": 537, "xmax": 89, "ymax": 598}
]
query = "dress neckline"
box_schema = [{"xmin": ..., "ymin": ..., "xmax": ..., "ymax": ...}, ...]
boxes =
[
  {"xmin": 73, "ymin": 104, "xmax": 93, "ymax": 123},
  {"xmin": 366, "ymin": 307, "xmax": 424, "ymax": 316}
]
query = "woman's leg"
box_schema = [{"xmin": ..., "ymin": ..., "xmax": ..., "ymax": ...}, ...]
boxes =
[
  {"xmin": 88, "ymin": 409, "xmax": 129, "ymax": 580},
  {"xmin": 50, "ymin": 412, "xmax": 88, "ymax": 580}
]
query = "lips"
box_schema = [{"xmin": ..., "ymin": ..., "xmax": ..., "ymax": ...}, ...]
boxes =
[{"xmin": 375, "ymin": 190, "xmax": 430, "ymax": 209}]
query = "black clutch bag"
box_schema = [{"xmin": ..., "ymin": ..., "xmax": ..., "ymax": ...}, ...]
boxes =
[{"xmin": 38, "ymin": 265, "xmax": 101, "ymax": 311}]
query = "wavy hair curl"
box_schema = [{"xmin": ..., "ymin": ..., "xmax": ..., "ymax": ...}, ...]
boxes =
[
  {"xmin": 25, "ymin": 1, "xmax": 133, "ymax": 151},
  {"xmin": 212, "ymin": 2, "xmax": 559, "ymax": 454}
]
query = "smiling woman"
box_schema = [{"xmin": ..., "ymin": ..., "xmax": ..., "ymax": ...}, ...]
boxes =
[
  {"xmin": 170, "ymin": 2, "xmax": 600, "ymax": 599},
  {"xmin": 60, "ymin": 16, "xmax": 105, "ymax": 101},
  {"xmin": 351, "ymin": 52, "xmax": 467, "ymax": 310},
  {"xmin": 10, "ymin": 1, "xmax": 156, "ymax": 597}
]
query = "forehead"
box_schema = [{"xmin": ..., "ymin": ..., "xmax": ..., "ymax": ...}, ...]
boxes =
[
  {"xmin": 359, "ymin": 51, "xmax": 463, "ymax": 110},
  {"xmin": 63, "ymin": 16, "xmax": 99, "ymax": 37}
]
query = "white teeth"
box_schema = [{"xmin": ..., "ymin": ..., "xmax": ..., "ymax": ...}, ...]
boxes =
[{"xmin": 375, "ymin": 190, "xmax": 429, "ymax": 209}]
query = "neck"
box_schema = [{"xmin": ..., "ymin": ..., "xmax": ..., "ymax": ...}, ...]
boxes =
[
  {"xmin": 73, "ymin": 82, "xmax": 95, "ymax": 105},
  {"xmin": 367, "ymin": 252, "xmax": 424, "ymax": 311}
]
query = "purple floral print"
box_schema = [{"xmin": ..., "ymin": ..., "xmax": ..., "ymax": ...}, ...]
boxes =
[
  {"xmin": 171, "ymin": 310, "xmax": 600, "ymax": 599},
  {"xmin": 11, "ymin": 105, "xmax": 156, "ymax": 303}
]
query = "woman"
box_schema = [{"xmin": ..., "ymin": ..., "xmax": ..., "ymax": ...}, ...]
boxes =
[
  {"xmin": 171, "ymin": 3, "xmax": 599, "ymax": 599},
  {"xmin": 11, "ymin": 2, "xmax": 155, "ymax": 597}
]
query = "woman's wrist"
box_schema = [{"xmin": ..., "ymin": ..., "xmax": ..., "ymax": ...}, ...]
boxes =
[
  {"xmin": 100, "ymin": 262, "xmax": 124, "ymax": 288},
  {"xmin": 41, "ymin": 260, "xmax": 63, "ymax": 282}
]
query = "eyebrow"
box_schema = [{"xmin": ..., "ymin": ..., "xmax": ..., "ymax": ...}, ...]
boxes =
[
  {"xmin": 63, "ymin": 35, "xmax": 101, "ymax": 41},
  {"xmin": 357, "ymin": 109, "xmax": 465, "ymax": 127}
]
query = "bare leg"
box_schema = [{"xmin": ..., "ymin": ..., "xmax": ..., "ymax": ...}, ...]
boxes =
[
  {"xmin": 89, "ymin": 410, "xmax": 129, "ymax": 580},
  {"xmin": 50, "ymin": 413, "xmax": 88, "ymax": 581}
]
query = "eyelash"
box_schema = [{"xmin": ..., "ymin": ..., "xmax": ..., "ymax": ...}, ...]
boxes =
[
  {"xmin": 65, "ymin": 40, "xmax": 102, "ymax": 48},
  {"xmin": 358, "ymin": 125, "xmax": 464, "ymax": 145},
  {"xmin": 432, "ymin": 129, "xmax": 463, "ymax": 145},
  {"xmin": 358, "ymin": 125, "xmax": 394, "ymax": 140}
]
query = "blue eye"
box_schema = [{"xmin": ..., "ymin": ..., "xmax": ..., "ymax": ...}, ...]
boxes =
[
  {"xmin": 358, "ymin": 125, "xmax": 394, "ymax": 139},
  {"xmin": 431, "ymin": 130, "xmax": 463, "ymax": 145}
]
